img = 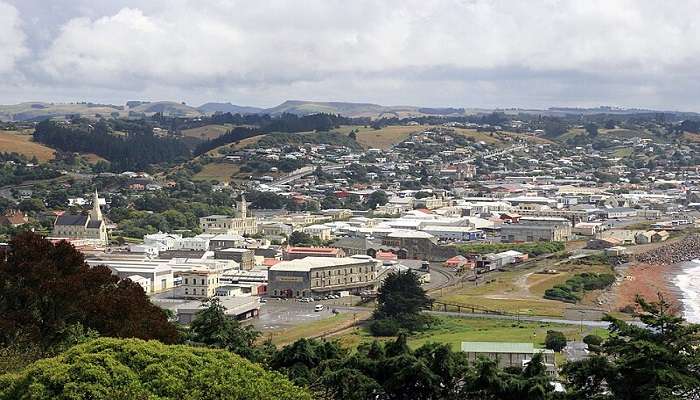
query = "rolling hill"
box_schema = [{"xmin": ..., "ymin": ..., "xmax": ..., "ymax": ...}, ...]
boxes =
[{"xmin": 197, "ymin": 102, "xmax": 264, "ymax": 114}]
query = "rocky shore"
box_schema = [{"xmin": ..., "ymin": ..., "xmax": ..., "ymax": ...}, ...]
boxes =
[{"xmin": 635, "ymin": 235, "xmax": 700, "ymax": 265}]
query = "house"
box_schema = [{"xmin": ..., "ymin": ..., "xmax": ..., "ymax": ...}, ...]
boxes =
[
  {"xmin": 586, "ymin": 238, "xmax": 622, "ymax": 250},
  {"xmin": 302, "ymin": 224, "xmax": 333, "ymax": 241},
  {"xmin": 652, "ymin": 230, "xmax": 670, "ymax": 242},
  {"xmin": 573, "ymin": 222, "xmax": 605, "ymax": 236},
  {"xmin": 635, "ymin": 231, "xmax": 654, "ymax": 244},
  {"xmin": 444, "ymin": 255, "xmax": 473, "ymax": 270},
  {"xmin": 461, "ymin": 342, "xmax": 556, "ymax": 376},
  {"xmin": 179, "ymin": 269, "xmax": 221, "ymax": 299}
]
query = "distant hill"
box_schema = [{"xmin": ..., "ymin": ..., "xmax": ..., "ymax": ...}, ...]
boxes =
[
  {"xmin": 128, "ymin": 101, "xmax": 202, "ymax": 117},
  {"xmin": 198, "ymin": 102, "xmax": 264, "ymax": 114},
  {"xmin": 0, "ymin": 102, "xmax": 125, "ymax": 122}
]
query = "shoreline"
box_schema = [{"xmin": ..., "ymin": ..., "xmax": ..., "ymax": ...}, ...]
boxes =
[
  {"xmin": 612, "ymin": 262, "xmax": 684, "ymax": 315},
  {"xmin": 671, "ymin": 260, "xmax": 700, "ymax": 323}
]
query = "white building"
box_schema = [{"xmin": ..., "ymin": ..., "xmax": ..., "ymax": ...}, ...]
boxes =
[{"xmin": 180, "ymin": 269, "xmax": 221, "ymax": 298}]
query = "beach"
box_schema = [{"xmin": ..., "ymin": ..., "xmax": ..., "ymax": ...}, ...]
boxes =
[{"xmin": 673, "ymin": 260, "xmax": 700, "ymax": 323}]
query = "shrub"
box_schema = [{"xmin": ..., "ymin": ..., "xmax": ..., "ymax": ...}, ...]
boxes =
[
  {"xmin": 369, "ymin": 319, "xmax": 401, "ymax": 337},
  {"xmin": 583, "ymin": 334, "xmax": 603, "ymax": 347}
]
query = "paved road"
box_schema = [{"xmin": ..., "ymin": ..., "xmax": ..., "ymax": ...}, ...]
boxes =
[{"xmin": 251, "ymin": 297, "xmax": 363, "ymax": 331}]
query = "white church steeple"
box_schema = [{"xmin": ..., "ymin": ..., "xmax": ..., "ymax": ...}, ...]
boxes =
[{"xmin": 89, "ymin": 190, "xmax": 103, "ymax": 221}]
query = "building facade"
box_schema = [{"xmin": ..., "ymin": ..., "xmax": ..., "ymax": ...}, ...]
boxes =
[
  {"xmin": 200, "ymin": 195, "xmax": 258, "ymax": 235},
  {"xmin": 268, "ymin": 256, "xmax": 379, "ymax": 298}
]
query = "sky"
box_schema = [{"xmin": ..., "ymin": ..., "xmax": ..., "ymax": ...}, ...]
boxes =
[{"xmin": 1, "ymin": 0, "xmax": 700, "ymax": 110}]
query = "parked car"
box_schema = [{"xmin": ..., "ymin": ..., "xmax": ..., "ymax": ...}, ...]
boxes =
[{"xmin": 314, "ymin": 304, "xmax": 325, "ymax": 312}]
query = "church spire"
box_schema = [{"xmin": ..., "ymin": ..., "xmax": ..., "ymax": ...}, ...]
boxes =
[{"xmin": 89, "ymin": 190, "xmax": 102, "ymax": 221}]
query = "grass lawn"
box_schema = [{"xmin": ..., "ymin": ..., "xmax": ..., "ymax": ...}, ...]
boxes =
[
  {"xmin": 335, "ymin": 316, "xmax": 608, "ymax": 352},
  {"xmin": 0, "ymin": 130, "xmax": 56, "ymax": 162},
  {"xmin": 192, "ymin": 162, "xmax": 240, "ymax": 182},
  {"xmin": 265, "ymin": 311, "xmax": 370, "ymax": 347}
]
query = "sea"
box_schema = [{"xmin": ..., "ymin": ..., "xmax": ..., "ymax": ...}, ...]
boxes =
[{"xmin": 675, "ymin": 259, "xmax": 700, "ymax": 323}]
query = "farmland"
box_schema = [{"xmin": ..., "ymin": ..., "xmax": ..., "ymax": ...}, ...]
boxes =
[{"xmin": 0, "ymin": 130, "xmax": 55, "ymax": 162}]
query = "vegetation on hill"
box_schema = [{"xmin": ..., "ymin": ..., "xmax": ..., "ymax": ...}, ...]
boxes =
[
  {"xmin": 193, "ymin": 113, "xmax": 361, "ymax": 155},
  {"xmin": 0, "ymin": 338, "xmax": 310, "ymax": 400},
  {"xmin": 456, "ymin": 241, "xmax": 565, "ymax": 256},
  {"xmin": 33, "ymin": 119, "xmax": 190, "ymax": 171}
]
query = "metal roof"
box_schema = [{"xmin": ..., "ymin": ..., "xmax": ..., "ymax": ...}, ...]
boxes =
[{"xmin": 461, "ymin": 342, "xmax": 554, "ymax": 354}]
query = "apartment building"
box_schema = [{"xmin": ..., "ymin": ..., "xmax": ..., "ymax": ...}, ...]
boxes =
[{"xmin": 180, "ymin": 269, "xmax": 221, "ymax": 298}]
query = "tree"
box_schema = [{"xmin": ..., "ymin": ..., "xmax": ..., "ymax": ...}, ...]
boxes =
[
  {"xmin": 372, "ymin": 270, "xmax": 433, "ymax": 333},
  {"xmin": 366, "ymin": 190, "xmax": 388, "ymax": 210},
  {"xmin": 585, "ymin": 122, "xmax": 599, "ymax": 137},
  {"xmin": 349, "ymin": 129, "xmax": 358, "ymax": 140},
  {"xmin": 0, "ymin": 338, "xmax": 311, "ymax": 400},
  {"xmin": 563, "ymin": 295, "xmax": 700, "ymax": 400},
  {"xmin": 544, "ymin": 330, "xmax": 567, "ymax": 352},
  {"xmin": 289, "ymin": 231, "xmax": 312, "ymax": 246},
  {"xmin": 188, "ymin": 298, "xmax": 268, "ymax": 362},
  {"xmin": 0, "ymin": 232, "xmax": 179, "ymax": 351}
]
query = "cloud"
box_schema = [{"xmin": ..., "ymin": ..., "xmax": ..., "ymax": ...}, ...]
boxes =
[
  {"xmin": 0, "ymin": 1, "xmax": 28, "ymax": 75},
  {"xmin": 7, "ymin": 0, "xmax": 700, "ymax": 109}
]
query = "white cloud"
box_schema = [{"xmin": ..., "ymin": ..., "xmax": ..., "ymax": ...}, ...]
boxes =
[
  {"xmin": 0, "ymin": 1, "xmax": 28, "ymax": 75},
  {"xmin": 7, "ymin": 0, "xmax": 700, "ymax": 109}
]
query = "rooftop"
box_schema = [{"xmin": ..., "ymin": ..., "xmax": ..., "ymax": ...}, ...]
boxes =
[
  {"xmin": 460, "ymin": 342, "xmax": 554, "ymax": 354},
  {"xmin": 270, "ymin": 256, "xmax": 375, "ymax": 272}
]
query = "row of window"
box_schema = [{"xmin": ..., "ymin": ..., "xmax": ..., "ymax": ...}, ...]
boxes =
[
  {"xmin": 314, "ymin": 266, "xmax": 375, "ymax": 278},
  {"xmin": 183, "ymin": 277, "xmax": 219, "ymax": 285}
]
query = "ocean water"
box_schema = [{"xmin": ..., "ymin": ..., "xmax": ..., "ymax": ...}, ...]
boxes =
[{"xmin": 675, "ymin": 260, "xmax": 700, "ymax": 324}]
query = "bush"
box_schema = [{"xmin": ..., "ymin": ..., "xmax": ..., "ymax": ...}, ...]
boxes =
[
  {"xmin": 582, "ymin": 334, "xmax": 602, "ymax": 346},
  {"xmin": 545, "ymin": 330, "xmax": 567, "ymax": 352},
  {"xmin": 544, "ymin": 272, "xmax": 615, "ymax": 303},
  {"xmin": 457, "ymin": 241, "xmax": 565, "ymax": 256},
  {"xmin": 369, "ymin": 319, "xmax": 401, "ymax": 336}
]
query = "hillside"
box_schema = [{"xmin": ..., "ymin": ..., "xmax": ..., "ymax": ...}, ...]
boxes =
[
  {"xmin": 0, "ymin": 129, "xmax": 56, "ymax": 161},
  {"xmin": 129, "ymin": 101, "xmax": 202, "ymax": 117},
  {"xmin": 0, "ymin": 102, "xmax": 125, "ymax": 122}
]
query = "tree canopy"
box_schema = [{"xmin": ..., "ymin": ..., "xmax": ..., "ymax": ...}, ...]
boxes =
[
  {"xmin": 372, "ymin": 270, "xmax": 434, "ymax": 334},
  {"xmin": 0, "ymin": 337, "xmax": 311, "ymax": 400},
  {"xmin": 0, "ymin": 232, "xmax": 179, "ymax": 352},
  {"xmin": 563, "ymin": 295, "xmax": 700, "ymax": 400}
]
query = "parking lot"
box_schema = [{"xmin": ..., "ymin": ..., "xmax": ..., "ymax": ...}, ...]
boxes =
[{"xmin": 250, "ymin": 296, "xmax": 363, "ymax": 331}]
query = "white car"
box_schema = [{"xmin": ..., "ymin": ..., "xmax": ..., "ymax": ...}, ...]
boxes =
[{"xmin": 314, "ymin": 304, "xmax": 325, "ymax": 312}]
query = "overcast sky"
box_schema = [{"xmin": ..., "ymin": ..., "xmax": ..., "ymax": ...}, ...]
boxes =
[{"xmin": 1, "ymin": 0, "xmax": 700, "ymax": 110}]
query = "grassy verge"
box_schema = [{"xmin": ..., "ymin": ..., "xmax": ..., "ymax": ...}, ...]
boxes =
[
  {"xmin": 265, "ymin": 311, "xmax": 370, "ymax": 347},
  {"xmin": 335, "ymin": 316, "xmax": 608, "ymax": 351}
]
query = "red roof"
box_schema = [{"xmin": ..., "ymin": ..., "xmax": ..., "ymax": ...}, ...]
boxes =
[{"xmin": 285, "ymin": 247, "xmax": 341, "ymax": 255}]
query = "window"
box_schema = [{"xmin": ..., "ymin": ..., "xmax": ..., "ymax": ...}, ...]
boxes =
[
  {"xmin": 184, "ymin": 278, "xmax": 188, "ymax": 284},
  {"xmin": 201, "ymin": 279, "xmax": 205, "ymax": 285}
]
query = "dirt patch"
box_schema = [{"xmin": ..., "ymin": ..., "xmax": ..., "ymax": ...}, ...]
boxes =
[{"xmin": 610, "ymin": 263, "xmax": 682, "ymax": 314}]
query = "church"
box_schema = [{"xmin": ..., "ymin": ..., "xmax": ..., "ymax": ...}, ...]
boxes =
[
  {"xmin": 52, "ymin": 190, "xmax": 108, "ymax": 246},
  {"xmin": 199, "ymin": 194, "xmax": 258, "ymax": 236}
]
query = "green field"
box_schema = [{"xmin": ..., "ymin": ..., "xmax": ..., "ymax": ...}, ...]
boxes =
[
  {"xmin": 192, "ymin": 162, "xmax": 240, "ymax": 182},
  {"xmin": 335, "ymin": 316, "xmax": 608, "ymax": 352},
  {"xmin": 264, "ymin": 311, "xmax": 370, "ymax": 347}
]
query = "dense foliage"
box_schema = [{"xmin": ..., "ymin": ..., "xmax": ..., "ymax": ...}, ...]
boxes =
[
  {"xmin": 0, "ymin": 233, "xmax": 179, "ymax": 352},
  {"xmin": 34, "ymin": 119, "xmax": 190, "ymax": 171},
  {"xmin": 371, "ymin": 270, "xmax": 434, "ymax": 335},
  {"xmin": 0, "ymin": 338, "xmax": 311, "ymax": 400},
  {"xmin": 457, "ymin": 241, "xmax": 565, "ymax": 256},
  {"xmin": 544, "ymin": 272, "xmax": 615, "ymax": 303},
  {"xmin": 563, "ymin": 295, "xmax": 700, "ymax": 400},
  {"xmin": 271, "ymin": 334, "xmax": 557, "ymax": 400}
]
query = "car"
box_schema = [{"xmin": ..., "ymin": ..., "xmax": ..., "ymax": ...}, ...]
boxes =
[
  {"xmin": 314, "ymin": 304, "xmax": 324, "ymax": 312},
  {"xmin": 259, "ymin": 298, "xmax": 267, "ymax": 303}
]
